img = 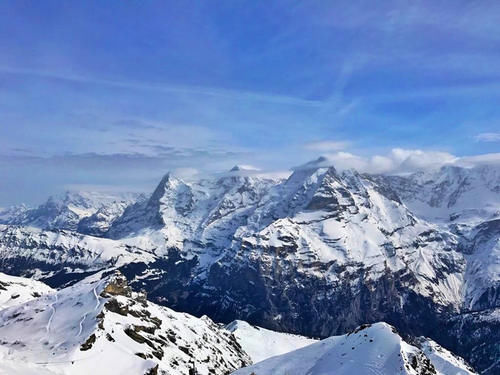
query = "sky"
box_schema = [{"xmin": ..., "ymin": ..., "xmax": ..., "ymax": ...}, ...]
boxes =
[{"xmin": 1, "ymin": 0, "xmax": 500, "ymax": 205}]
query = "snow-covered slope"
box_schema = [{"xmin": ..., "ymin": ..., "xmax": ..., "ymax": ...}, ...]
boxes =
[
  {"xmin": 0, "ymin": 271, "xmax": 54, "ymax": 309},
  {"xmin": 375, "ymin": 165, "xmax": 500, "ymax": 225},
  {"xmin": 233, "ymin": 323, "xmax": 475, "ymax": 375},
  {"xmin": 226, "ymin": 320, "xmax": 317, "ymax": 363},
  {"xmin": 0, "ymin": 191, "xmax": 143, "ymax": 234},
  {"xmin": 417, "ymin": 337, "xmax": 477, "ymax": 375},
  {"xmin": 0, "ymin": 225, "xmax": 156, "ymax": 282},
  {"xmin": 0, "ymin": 271, "xmax": 250, "ymax": 375}
]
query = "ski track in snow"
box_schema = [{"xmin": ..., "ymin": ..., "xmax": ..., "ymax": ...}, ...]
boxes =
[
  {"xmin": 78, "ymin": 314, "xmax": 87, "ymax": 337},
  {"xmin": 46, "ymin": 293, "xmax": 58, "ymax": 333},
  {"xmin": 363, "ymin": 363, "xmax": 384, "ymax": 375},
  {"xmin": 93, "ymin": 283, "xmax": 101, "ymax": 310},
  {"xmin": 78, "ymin": 281, "xmax": 102, "ymax": 337}
]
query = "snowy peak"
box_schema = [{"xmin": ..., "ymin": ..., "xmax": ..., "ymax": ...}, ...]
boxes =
[
  {"xmin": 229, "ymin": 165, "xmax": 261, "ymax": 173},
  {"xmin": 417, "ymin": 337, "xmax": 477, "ymax": 375},
  {"xmin": 292, "ymin": 156, "xmax": 335, "ymax": 171},
  {"xmin": 147, "ymin": 172, "xmax": 194, "ymax": 219},
  {"xmin": 233, "ymin": 322, "xmax": 475, "ymax": 375},
  {"xmin": 0, "ymin": 271, "xmax": 250, "ymax": 375}
]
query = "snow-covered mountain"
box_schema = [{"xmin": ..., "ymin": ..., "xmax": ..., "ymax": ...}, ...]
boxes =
[
  {"xmin": 0, "ymin": 162, "xmax": 498, "ymax": 373},
  {"xmin": 373, "ymin": 165, "xmax": 500, "ymax": 225},
  {"xmin": 0, "ymin": 271, "xmax": 250, "ymax": 375},
  {"xmin": 0, "ymin": 191, "xmax": 144, "ymax": 235},
  {"xmin": 226, "ymin": 320, "xmax": 317, "ymax": 363},
  {"xmin": 233, "ymin": 322, "xmax": 475, "ymax": 375},
  {"xmin": 0, "ymin": 225, "xmax": 156, "ymax": 284},
  {"xmin": 104, "ymin": 167, "xmax": 495, "ymax": 325}
]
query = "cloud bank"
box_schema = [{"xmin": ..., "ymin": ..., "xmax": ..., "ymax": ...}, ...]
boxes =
[{"xmin": 297, "ymin": 148, "xmax": 500, "ymax": 175}]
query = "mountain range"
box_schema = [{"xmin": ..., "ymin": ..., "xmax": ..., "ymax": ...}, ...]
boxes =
[{"xmin": 0, "ymin": 160, "xmax": 498, "ymax": 374}]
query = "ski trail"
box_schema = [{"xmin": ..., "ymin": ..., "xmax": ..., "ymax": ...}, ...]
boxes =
[
  {"xmin": 45, "ymin": 293, "xmax": 58, "ymax": 333},
  {"xmin": 93, "ymin": 282, "xmax": 101, "ymax": 310},
  {"xmin": 78, "ymin": 313, "xmax": 87, "ymax": 337},
  {"xmin": 78, "ymin": 281, "xmax": 103, "ymax": 337},
  {"xmin": 363, "ymin": 363, "xmax": 384, "ymax": 375}
]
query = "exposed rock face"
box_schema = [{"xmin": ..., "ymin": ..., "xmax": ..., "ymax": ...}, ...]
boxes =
[
  {"xmin": 439, "ymin": 308, "xmax": 500, "ymax": 375},
  {"xmin": 102, "ymin": 271, "xmax": 132, "ymax": 297}
]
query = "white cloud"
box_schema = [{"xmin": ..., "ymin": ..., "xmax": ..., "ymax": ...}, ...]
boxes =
[
  {"xmin": 474, "ymin": 132, "xmax": 500, "ymax": 142},
  {"xmin": 230, "ymin": 164, "xmax": 261, "ymax": 171},
  {"xmin": 458, "ymin": 153, "xmax": 500, "ymax": 167},
  {"xmin": 323, "ymin": 148, "xmax": 457, "ymax": 174},
  {"xmin": 303, "ymin": 140, "xmax": 349, "ymax": 152},
  {"xmin": 325, "ymin": 152, "xmax": 370, "ymax": 171},
  {"xmin": 390, "ymin": 149, "xmax": 458, "ymax": 173},
  {"xmin": 299, "ymin": 148, "xmax": 500, "ymax": 175}
]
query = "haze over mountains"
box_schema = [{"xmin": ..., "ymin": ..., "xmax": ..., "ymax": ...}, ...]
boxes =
[{"xmin": 0, "ymin": 158, "xmax": 498, "ymax": 374}]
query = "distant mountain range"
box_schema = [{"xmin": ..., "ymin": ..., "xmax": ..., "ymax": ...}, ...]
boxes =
[{"xmin": 0, "ymin": 160, "xmax": 498, "ymax": 374}]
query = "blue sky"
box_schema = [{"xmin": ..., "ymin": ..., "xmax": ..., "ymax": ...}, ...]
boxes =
[{"xmin": 1, "ymin": 0, "xmax": 500, "ymax": 205}]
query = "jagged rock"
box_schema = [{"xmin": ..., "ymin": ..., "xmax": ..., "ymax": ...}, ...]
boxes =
[
  {"xmin": 80, "ymin": 333, "xmax": 96, "ymax": 351},
  {"xmin": 102, "ymin": 271, "xmax": 132, "ymax": 297}
]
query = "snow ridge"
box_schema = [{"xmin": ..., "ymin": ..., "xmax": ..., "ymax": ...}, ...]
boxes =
[{"xmin": 232, "ymin": 323, "xmax": 476, "ymax": 375}]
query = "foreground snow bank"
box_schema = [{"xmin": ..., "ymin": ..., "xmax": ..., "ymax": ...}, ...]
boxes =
[
  {"xmin": 0, "ymin": 271, "xmax": 250, "ymax": 375},
  {"xmin": 226, "ymin": 320, "xmax": 317, "ymax": 363},
  {"xmin": 232, "ymin": 322, "xmax": 476, "ymax": 375}
]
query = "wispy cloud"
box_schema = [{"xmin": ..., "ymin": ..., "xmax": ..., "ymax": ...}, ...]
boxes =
[
  {"xmin": 303, "ymin": 140, "xmax": 349, "ymax": 152},
  {"xmin": 474, "ymin": 132, "xmax": 500, "ymax": 142},
  {"xmin": 1, "ymin": 1, "xmax": 500, "ymax": 204},
  {"xmin": 0, "ymin": 66, "xmax": 323, "ymax": 108}
]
